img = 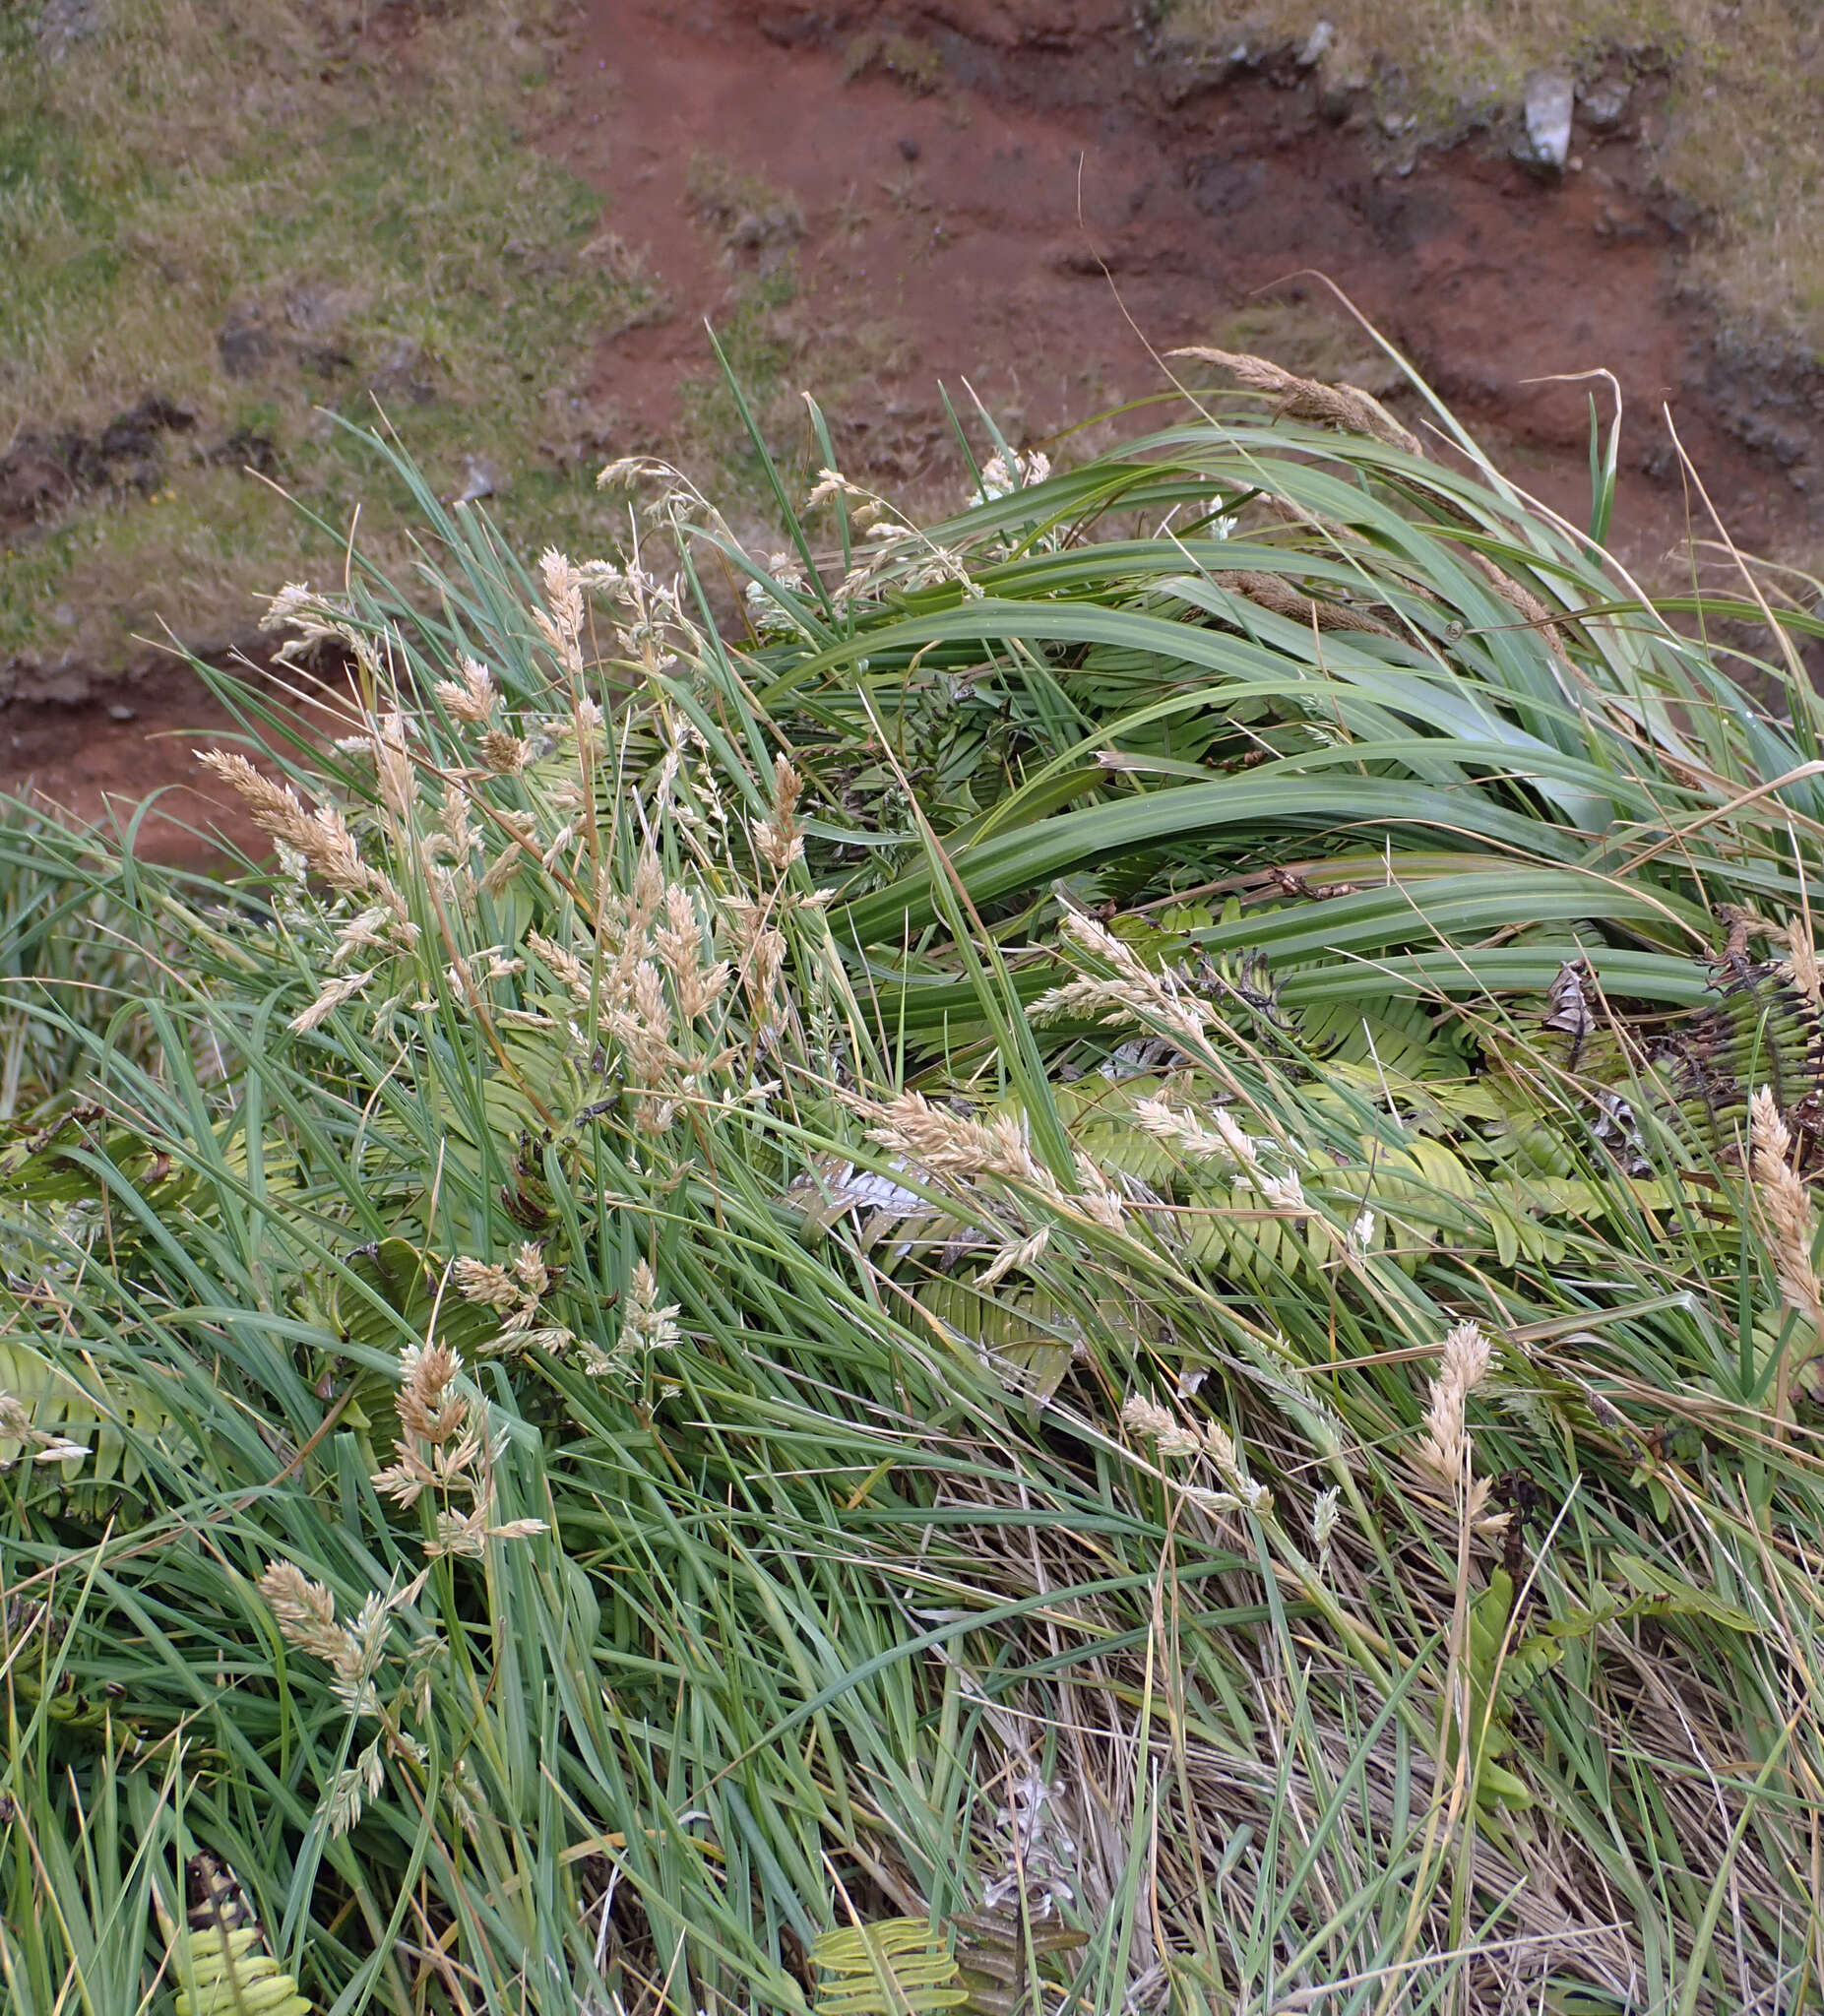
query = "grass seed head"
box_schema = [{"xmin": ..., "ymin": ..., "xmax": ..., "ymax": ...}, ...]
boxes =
[
  {"xmin": 435, "ymin": 657, "xmax": 498, "ymax": 724},
  {"xmin": 1751, "ymin": 1084, "xmax": 1824, "ymax": 1327}
]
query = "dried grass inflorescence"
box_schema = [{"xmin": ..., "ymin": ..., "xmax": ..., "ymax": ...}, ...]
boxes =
[
  {"xmin": 1781, "ymin": 916, "xmax": 1822, "ymax": 1014},
  {"xmin": 1171, "ymin": 346, "xmax": 1422, "ymax": 459},
  {"xmin": 859, "ymin": 1089, "xmax": 1122, "ymax": 1229},
  {"xmin": 434, "ymin": 656, "xmax": 498, "ymax": 724},
  {"xmin": 1032, "ymin": 911, "xmax": 1212, "ymax": 1052},
  {"xmin": 1750, "ymin": 1087, "xmax": 1824, "ymax": 1399},
  {"xmin": 752, "ymin": 755, "xmax": 805, "ymax": 876},
  {"xmin": 1413, "ymin": 1319, "xmax": 1493, "ymax": 1498},
  {"xmin": 1118, "ymin": 1395, "xmax": 1266, "ymax": 1514},
  {"xmin": 368, "ymin": 1335, "xmax": 546, "ymax": 1559},
  {"xmin": 196, "ymin": 751, "xmax": 418, "ymax": 976},
  {"xmin": 578, "ymin": 1259, "xmax": 682, "ymax": 1382}
]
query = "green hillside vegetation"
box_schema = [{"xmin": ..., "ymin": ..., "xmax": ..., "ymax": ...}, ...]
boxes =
[
  {"xmin": 6, "ymin": 351, "xmax": 1824, "ymax": 2009},
  {"xmin": 0, "ymin": 0, "xmax": 655, "ymax": 677}
]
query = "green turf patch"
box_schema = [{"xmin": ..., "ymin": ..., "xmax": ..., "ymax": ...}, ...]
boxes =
[{"xmin": 0, "ymin": 0, "xmax": 658, "ymax": 674}]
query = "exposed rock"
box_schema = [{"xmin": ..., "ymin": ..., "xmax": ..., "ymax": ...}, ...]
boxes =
[
  {"xmin": 0, "ymin": 445, "xmax": 74, "ymax": 527},
  {"xmin": 1187, "ymin": 155, "xmax": 1268, "ymax": 218},
  {"xmin": 205, "ymin": 426, "xmax": 282, "ymax": 476},
  {"xmin": 1579, "ymin": 78, "xmax": 1631, "ymax": 130},
  {"xmin": 451, "ymin": 454, "xmax": 499, "ymax": 506},
  {"xmin": 1296, "ymin": 20, "xmax": 1334, "ymax": 68},
  {"xmin": 0, "ymin": 394, "xmax": 195, "ymax": 534},
  {"xmin": 1521, "ymin": 69, "xmax": 1574, "ymax": 170},
  {"xmin": 727, "ymin": 204, "xmax": 805, "ymax": 252}
]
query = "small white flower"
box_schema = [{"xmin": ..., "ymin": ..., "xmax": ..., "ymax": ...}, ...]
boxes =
[{"xmin": 968, "ymin": 447, "xmax": 1051, "ymax": 509}]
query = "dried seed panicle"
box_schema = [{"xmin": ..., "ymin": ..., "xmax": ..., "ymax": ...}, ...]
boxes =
[
  {"xmin": 1170, "ymin": 346, "xmax": 1422, "ymax": 459},
  {"xmin": 479, "ymin": 725, "xmax": 530, "ymax": 776},
  {"xmin": 1751, "ymin": 1085, "xmax": 1824, "ymax": 1328},
  {"xmin": 1119, "ymin": 1394, "xmax": 1204, "ymax": 1460},
  {"xmin": 753, "ymin": 755, "xmax": 805, "ymax": 875},
  {"xmin": 1782, "ymin": 916, "xmax": 1823, "ymax": 1015},
  {"xmin": 1414, "ymin": 1319, "xmax": 1493, "ymax": 1491},
  {"xmin": 535, "ymin": 547, "xmax": 587, "ymax": 676},
  {"xmin": 434, "ymin": 657, "xmax": 498, "ymax": 724},
  {"xmin": 197, "ymin": 751, "xmax": 370, "ymax": 897}
]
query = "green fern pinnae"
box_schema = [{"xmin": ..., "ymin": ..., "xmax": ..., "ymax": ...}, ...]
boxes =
[
  {"xmin": 810, "ymin": 1919, "xmax": 968, "ymax": 2015},
  {"xmin": 0, "ymin": 1335, "xmax": 172, "ymax": 1488},
  {"xmin": 170, "ymin": 1856, "xmax": 310, "ymax": 2016},
  {"xmin": 1293, "ymin": 992, "xmax": 1476, "ymax": 1082},
  {"xmin": 173, "ymin": 1925, "xmax": 310, "ymax": 2016},
  {"xmin": 914, "ymin": 1278, "xmax": 1086, "ymax": 1402}
]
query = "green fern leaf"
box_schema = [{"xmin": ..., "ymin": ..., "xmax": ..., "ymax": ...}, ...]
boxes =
[
  {"xmin": 811, "ymin": 1919, "xmax": 968, "ymax": 2015},
  {"xmin": 171, "ymin": 1855, "xmax": 310, "ymax": 2016},
  {"xmin": 915, "ymin": 1278, "xmax": 1078, "ymax": 1401}
]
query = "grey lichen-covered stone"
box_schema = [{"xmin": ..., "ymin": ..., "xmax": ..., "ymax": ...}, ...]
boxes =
[
  {"xmin": 1296, "ymin": 20, "xmax": 1334, "ymax": 68},
  {"xmin": 1522, "ymin": 69, "xmax": 1575, "ymax": 170},
  {"xmin": 1578, "ymin": 79, "xmax": 1631, "ymax": 131}
]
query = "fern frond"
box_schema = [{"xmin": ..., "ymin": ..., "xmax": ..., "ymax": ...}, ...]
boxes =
[
  {"xmin": 171, "ymin": 1855, "xmax": 310, "ymax": 2016},
  {"xmin": 810, "ymin": 1919, "xmax": 967, "ymax": 2015}
]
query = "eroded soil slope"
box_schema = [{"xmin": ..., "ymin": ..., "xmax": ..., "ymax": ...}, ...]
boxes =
[{"xmin": 12, "ymin": 0, "xmax": 1823, "ymax": 856}]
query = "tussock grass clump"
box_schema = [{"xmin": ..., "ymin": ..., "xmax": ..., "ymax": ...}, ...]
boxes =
[{"xmin": 6, "ymin": 364, "xmax": 1824, "ymax": 2012}]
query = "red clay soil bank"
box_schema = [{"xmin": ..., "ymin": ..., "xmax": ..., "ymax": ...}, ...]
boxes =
[
  {"xmin": 10, "ymin": 0, "xmax": 1824, "ymax": 858},
  {"xmin": 1, "ymin": 655, "xmax": 291, "ymax": 872},
  {"xmin": 568, "ymin": 0, "xmax": 1817, "ymax": 565}
]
